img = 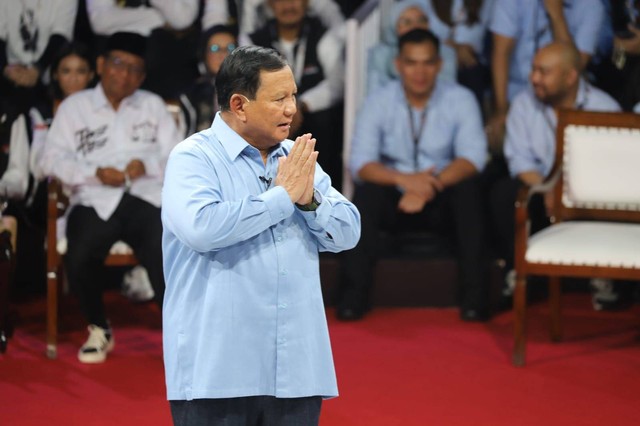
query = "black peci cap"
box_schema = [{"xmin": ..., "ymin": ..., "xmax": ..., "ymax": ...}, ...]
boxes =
[{"xmin": 104, "ymin": 32, "xmax": 147, "ymax": 59}]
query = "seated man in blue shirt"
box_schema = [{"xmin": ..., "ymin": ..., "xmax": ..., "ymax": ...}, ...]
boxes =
[
  {"xmin": 337, "ymin": 29, "xmax": 490, "ymax": 322},
  {"xmin": 489, "ymin": 41, "xmax": 620, "ymax": 300},
  {"xmin": 487, "ymin": 0, "xmax": 605, "ymax": 151},
  {"xmin": 161, "ymin": 45, "xmax": 360, "ymax": 426}
]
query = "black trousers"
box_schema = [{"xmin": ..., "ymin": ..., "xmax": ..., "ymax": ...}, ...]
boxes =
[
  {"xmin": 170, "ymin": 396, "xmax": 322, "ymax": 426},
  {"xmin": 488, "ymin": 176, "xmax": 550, "ymax": 271},
  {"xmin": 295, "ymin": 105, "xmax": 344, "ymax": 191},
  {"xmin": 338, "ymin": 177, "xmax": 489, "ymax": 311},
  {"xmin": 65, "ymin": 193, "xmax": 165, "ymax": 328}
]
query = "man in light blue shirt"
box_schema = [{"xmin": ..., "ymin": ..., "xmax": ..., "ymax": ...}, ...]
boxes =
[
  {"xmin": 489, "ymin": 41, "xmax": 620, "ymax": 294},
  {"xmin": 486, "ymin": 0, "xmax": 605, "ymax": 151},
  {"xmin": 338, "ymin": 29, "xmax": 490, "ymax": 322},
  {"xmin": 161, "ymin": 46, "xmax": 360, "ymax": 425}
]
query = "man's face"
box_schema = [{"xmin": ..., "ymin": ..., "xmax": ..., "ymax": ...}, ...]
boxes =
[
  {"xmin": 97, "ymin": 50, "xmax": 145, "ymax": 103},
  {"xmin": 396, "ymin": 41, "xmax": 441, "ymax": 99},
  {"xmin": 269, "ymin": 0, "xmax": 308, "ymax": 27},
  {"xmin": 242, "ymin": 66, "xmax": 297, "ymax": 149},
  {"xmin": 529, "ymin": 49, "xmax": 572, "ymax": 105}
]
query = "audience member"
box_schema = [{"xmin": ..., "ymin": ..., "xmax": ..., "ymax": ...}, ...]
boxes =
[
  {"xmin": 488, "ymin": 42, "xmax": 620, "ymax": 300},
  {"xmin": 3, "ymin": 42, "xmax": 96, "ymax": 298},
  {"xmin": 240, "ymin": 0, "xmax": 344, "ymax": 38},
  {"xmin": 609, "ymin": 0, "xmax": 640, "ymax": 111},
  {"xmin": 366, "ymin": 0, "xmax": 438, "ymax": 94},
  {"xmin": 161, "ymin": 45, "xmax": 360, "ymax": 425},
  {"xmin": 201, "ymin": 0, "xmax": 242, "ymax": 33},
  {"xmin": 244, "ymin": 0, "xmax": 346, "ymax": 189},
  {"xmin": 180, "ymin": 24, "xmax": 238, "ymax": 137},
  {"xmin": 423, "ymin": 0, "xmax": 494, "ymax": 104},
  {"xmin": 0, "ymin": 107, "xmax": 29, "ymax": 260},
  {"xmin": 486, "ymin": 0, "xmax": 605, "ymax": 152},
  {"xmin": 86, "ymin": 0, "xmax": 201, "ymax": 100},
  {"xmin": 337, "ymin": 29, "xmax": 490, "ymax": 322},
  {"xmin": 0, "ymin": 0, "xmax": 78, "ymax": 115},
  {"xmin": 31, "ymin": 42, "xmax": 96, "ymax": 182},
  {"xmin": 41, "ymin": 32, "xmax": 181, "ymax": 363}
]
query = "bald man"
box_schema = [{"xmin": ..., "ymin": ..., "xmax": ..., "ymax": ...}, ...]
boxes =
[{"xmin": 488, "ymin": 41, "xmax": 620, "ymax": 297}]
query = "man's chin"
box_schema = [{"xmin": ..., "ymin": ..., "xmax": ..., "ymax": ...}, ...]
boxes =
[{"xmin": 278, "ymin": 126, "xmax": 291, "ymax": 138}]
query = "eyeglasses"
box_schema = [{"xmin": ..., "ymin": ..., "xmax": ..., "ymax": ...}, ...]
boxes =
[
  {"xmin": 209, "ymin": 43, "xmax": 236, "ymax": 54},
  {"xmin": 106, "ymin": 56, "xmax": 145, "ymax": 76}
]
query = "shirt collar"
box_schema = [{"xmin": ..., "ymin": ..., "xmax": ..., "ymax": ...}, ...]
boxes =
[
  {"xmin": 397, "ymin": 79, "xmax": 444, "ymax": 110},
  {"xmin": 212, "ymin": 112, "xmax": 286, "ymax": 161},
  {"xmin": 575, "ymin": 78, "xmax": 589, "ymax": 110},
  {"xmin": 90, "ymin": 83, "xmax": 143, "ymax": 111}
]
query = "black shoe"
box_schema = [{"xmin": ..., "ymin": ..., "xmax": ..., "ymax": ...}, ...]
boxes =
[
  {"xmin": 460, "ymin": 308, "xmax": 491, "ymax": 322},
  {"xmin": 336, "ymin": 305, "xmax": 367, "ymax": 321}
]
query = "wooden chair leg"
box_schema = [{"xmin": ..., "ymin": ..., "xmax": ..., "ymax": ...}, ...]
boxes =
[
  {"xmin": 548, "ymin": 277, "xmax": 562, "ymax": 342},
  {"xmin": 46, "ymin": 268, "xmax": 58, "ymax": 359},
  {"xmin": 512, "ymin": 275, "xmax": 527, "ymax": 366}
]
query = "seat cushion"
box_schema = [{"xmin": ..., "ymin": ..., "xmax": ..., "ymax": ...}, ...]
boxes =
[{"xmin": 526, "ymin": 221, "xmax": 640, "ymax": 268}]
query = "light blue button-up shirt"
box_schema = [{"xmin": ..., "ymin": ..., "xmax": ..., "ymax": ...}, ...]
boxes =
[
  {"xmin": 161, "ymin": 114, "xmax": 361, "ymax": 401},
  {"xmin": 504, "ymin": 80, "xmax": 620, "ymax": 178},
  {"xmin": 490, "ymin": 0, "xmax": 605, "ymax": 100},
  {"xmin": 349, "ymin": 80, "xmax": 487, "ymax": 180}
]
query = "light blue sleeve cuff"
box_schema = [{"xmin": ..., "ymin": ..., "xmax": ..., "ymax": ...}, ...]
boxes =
[{"xmin": 260, "ymin": 185, "xmax": 295, "ymax": 226}]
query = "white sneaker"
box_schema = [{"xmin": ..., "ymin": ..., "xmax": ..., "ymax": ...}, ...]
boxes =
[
  {"xmin": 78, "ymin": 325, "xmax": 115, "ymax": 363},
  {"xmin": 590, "ymin": 278, "xmax": 618, "ymax": 311},
  {"xmin": 122, "ymin": 266, "xmax": 155, "ymax": 303},
  {"xmin": 503, "ymin": 269, "xmax": 516, "ymax": 297}
]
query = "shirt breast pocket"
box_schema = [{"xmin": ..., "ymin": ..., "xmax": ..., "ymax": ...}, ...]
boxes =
[{"xmin": 131, "ymin": 120, "xmax": 158, "ymax": 145}]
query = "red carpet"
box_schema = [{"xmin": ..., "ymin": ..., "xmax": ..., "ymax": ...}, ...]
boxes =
[{"xmin": 1, "ymin": 292, "xmax": 639, "ymax": 425}]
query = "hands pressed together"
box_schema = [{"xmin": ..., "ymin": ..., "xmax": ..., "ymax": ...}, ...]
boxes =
[
  {"xmin": 396, "ymin": 166, "xmax": 443, "ymax": 214},
  {"xmin": 274, "ymin": 133, "xmax": 318, "ymax": 206}
]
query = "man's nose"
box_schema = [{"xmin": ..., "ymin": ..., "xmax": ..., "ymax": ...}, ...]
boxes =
[{"xmin": 284, "ymin": 99, "xmax": 297, "ymax": 116}]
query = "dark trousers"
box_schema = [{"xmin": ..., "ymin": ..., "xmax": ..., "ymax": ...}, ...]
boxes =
[
  {"xmin": 170, "ymin": 396, "xmax": 322, "ymax": 426},
  {"xmin": 295, "ymin": 105, "xmax": 344, "ymax": 191},
  {"xmin": 338, "ymin": 177, "xmax": 489, "ymax": 311},
  {"xmin": 65, "ymin": 193, "xmax": 165, "ymax": 328},
  {"xmin": 488, "ymin": 177, "xmax": 550, "ymax": 271}
]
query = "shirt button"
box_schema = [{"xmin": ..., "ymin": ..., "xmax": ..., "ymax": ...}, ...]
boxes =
[
  {"xmin": 276, "ymin": 236, "xmax": 283, "ymax": 242},
  {"xmin": 281, "ymin": 269, "xmax": 288, "ymax": 276},
  {"xmin": 278, "ymin": 303, "xmax": 287, "ymax": 309}
]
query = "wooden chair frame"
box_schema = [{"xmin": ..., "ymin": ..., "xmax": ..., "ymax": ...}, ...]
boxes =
[
  {"xmin": 513, "ymin": 110, "xmax": 640, "ymax": 366},
  {"xmin": 46, "ymin": 178, "xmax": 138, "ymax": 359}
]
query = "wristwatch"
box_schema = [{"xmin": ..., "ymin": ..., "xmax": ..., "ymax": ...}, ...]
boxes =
[{"xmin": 296, "ymin": 189, "xmax": 322, "ymax": 211}]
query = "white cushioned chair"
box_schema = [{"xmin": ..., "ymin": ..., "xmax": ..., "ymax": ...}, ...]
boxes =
[{"xmin": 513, "ymin": 109, "xmax": 640, "ymax": 366}]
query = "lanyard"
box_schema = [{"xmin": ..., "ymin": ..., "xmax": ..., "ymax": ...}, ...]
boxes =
[{"xmin": 407, "ymin": 102, "xmax": 428, "ymax": 170}]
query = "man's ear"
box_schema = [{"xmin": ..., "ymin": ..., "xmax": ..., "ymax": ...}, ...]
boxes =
[{"xmin": 229, "ymin": 93, "xmax": 249, "ymax": 121}]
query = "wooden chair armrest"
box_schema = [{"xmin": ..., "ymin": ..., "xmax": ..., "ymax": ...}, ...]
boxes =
[{"xmin": 513, "ymin": 167, "xmax": 561, "ymax": 272}]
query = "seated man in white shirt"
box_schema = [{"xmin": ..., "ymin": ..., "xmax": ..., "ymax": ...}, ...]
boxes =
[{"xmin": 42, "ymin": 32, "xmax": 181, "ymax": 364}]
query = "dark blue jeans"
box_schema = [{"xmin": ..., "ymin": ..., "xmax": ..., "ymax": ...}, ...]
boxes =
[{"xmin": 169, "ymin": 396, "xmax": 322, "ymax": 426}]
